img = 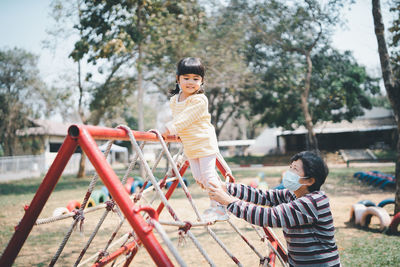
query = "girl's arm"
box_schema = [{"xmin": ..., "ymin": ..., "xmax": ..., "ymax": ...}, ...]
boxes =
[
  {"xmin": 166, "ymin": 96, "xmax": 207, "ymax": 134},
  {"xmin": 226, "ymin": 183, "xmax": 295, "ymax": 206},
  {"xmin": 227, "ymin": 196, "xmax": 319, "ymax": 228}
]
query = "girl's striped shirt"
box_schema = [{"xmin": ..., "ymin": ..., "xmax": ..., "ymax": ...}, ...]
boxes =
[
  {"xmin": 166, "ymin": 93, "xmax": 218, "ymax": 159},
  {"xmin": 226, "ymin": 183, "xmax": 340, "ymax": 267}
]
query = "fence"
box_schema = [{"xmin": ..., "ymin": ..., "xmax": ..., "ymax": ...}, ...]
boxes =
[{"xmin": 0, "ymin": 154, "xmax": 96, "ymax": 182}]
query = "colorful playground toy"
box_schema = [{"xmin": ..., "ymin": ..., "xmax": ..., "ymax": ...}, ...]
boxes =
[
  {"xmin": 353, "ymin": 171, "xmax": 395, "ymax": 190},
  {"xmin": 350, "ymin": 198, "xmax": 399, "ymax": 234},
  {"xmin": 66, "ymin": 200, "xmax": 81, "ymax": 212},
  {"xmin": 52, "ymin": 207, "xmax": 70, "ymax": 217}
]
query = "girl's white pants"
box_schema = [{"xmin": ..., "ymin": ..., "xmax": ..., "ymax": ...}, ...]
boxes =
[{"xmin": 189, "ymin": 154, "xmax": 221, "ymax": 207}]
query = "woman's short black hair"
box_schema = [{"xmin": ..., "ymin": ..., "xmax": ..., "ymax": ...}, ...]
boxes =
[
  {"xmin": 290, "ymin": 151, "xmax": 329, "ymax": 192},
  {"xmin": 169, "ymin": 57, "xmax": 205, "ymax": 96}
]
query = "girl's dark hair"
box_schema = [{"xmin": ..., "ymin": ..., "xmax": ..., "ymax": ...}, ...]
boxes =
[
  {"xmin": 290, "ymin": 151, "xmax": 329, "ymax": 192},
  {"xmin": 169, "ymin": 57, "xmax": 205, "ymax": 96}
]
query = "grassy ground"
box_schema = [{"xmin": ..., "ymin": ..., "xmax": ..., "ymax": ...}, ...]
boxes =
[{"xmin": 0, "ymin": 164, "xmax": 399, "ymax": 266}]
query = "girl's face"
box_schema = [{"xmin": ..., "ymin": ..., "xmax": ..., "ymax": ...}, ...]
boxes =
[{"xmin": 177, "ymin": 73, "xmax": 203, "ymax": 97}]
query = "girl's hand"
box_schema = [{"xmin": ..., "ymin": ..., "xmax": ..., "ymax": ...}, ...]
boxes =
[
  {"xmin": 162, "ymin": 128, "xmax": 170, "ymax": 136},
  {"xmin": 208, "ymin": 181, "xmax": 237, "ymax": 206},
  {"xmin": 196, "ymin": 180, "xmax": 206, "ymax": 190}
]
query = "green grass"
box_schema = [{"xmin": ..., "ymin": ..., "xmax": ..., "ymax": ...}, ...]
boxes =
[
  {"xmin": 372, "ymin": 149, "xmax": 397, "ymax": 161},
  {"xmin": 340, "ymin": 233, "xmax": 400, "ymax": 266},
  {"xmin": 0, "ymin": 164, "xmax": 398, "ymax": 266}
]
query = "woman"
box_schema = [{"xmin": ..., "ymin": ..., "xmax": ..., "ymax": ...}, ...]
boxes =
[{"xmin": 208, "ymin": 151, "xmax": 341, "ymax": 266}]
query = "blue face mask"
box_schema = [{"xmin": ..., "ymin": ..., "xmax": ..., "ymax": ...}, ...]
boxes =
[{"xmin": 282, "ymin": 171, "xmax": 308, "ymax": 191}]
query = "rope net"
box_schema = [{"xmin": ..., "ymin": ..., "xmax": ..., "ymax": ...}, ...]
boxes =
[{"xmin": 0, "ymin": 124, "xmax": 288, "ymax": 267}]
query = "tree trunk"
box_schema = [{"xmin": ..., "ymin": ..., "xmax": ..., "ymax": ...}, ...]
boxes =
[
  {"xmin": 301, "ymin": 51, "xmax": 318, "ymax": 151},
  {"xmin": 76, "ymin": 59, "xmax": 87, "ymax": 179},
  {"xmin": 137, "ymin": 39, "xmax": 145, "ymax": 177},
  {"xmin": 77, "ymin": 152, "xmax": 86, "ymax": 178},
  {"xmin": 372, "ymin": 0, "xmax": 400, "ymax": 214},
  {"xmin": 137, "ymin": 50, "xmax": 144, "ymax": 132}
]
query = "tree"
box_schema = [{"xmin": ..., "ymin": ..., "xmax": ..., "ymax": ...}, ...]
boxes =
[
  {"xmin": 246, "ymin": 0, "xmax": 353, "ymax": 150},
  {"xmin": 72, "ymin": 0, "xmax": 203, "ymax": 130},
  {"xmin": 195, "ymin": 1, "xmax": 256, "ymax": 138},
  {"xmin": 69, "ymin": 0, "xmax": 205, "ymax": 176},
  {"xmin": 372, "ymin": 0, "xmax": 400, "ymax": 214},
  {"xmin": 0, "ymin": 48, "xmax": 51, "ymax": 156},
  {"xmin": 246, "ymin": 45, "xmax": 380, "ymax": 135},
  {"xmin": 48, "ymin": 1, "xmax": 142, "ymax": 177}
]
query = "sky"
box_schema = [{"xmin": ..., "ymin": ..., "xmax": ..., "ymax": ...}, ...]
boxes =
[{"xmin": 0, "ymin": 0, "xmax": 395, "ymax": 86}]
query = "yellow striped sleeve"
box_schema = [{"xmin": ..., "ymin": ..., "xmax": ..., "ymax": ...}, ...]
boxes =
[{"xmin": 166, "ymin": 96, "xmax": 207, "ymax": 134}]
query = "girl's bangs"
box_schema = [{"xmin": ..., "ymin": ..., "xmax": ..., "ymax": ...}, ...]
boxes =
[
  {"xmin": 179, "ymin": 65, "xmax": 204, "ymax": 77},
  {"xmin": 177, "ymin": 58, "xmax": 205, "ymax": 77}
]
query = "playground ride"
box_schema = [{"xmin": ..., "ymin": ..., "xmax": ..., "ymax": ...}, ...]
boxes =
[
  {"xmin": 0, "ymin": 125, "xmax": 289, "ymax": 267},
  {"xmin": 353, "ymin": 171, "xmax": 395, "ymax": 190},
  {"xmin": 349, "ymin": 198, "xmax": 399, "ymax": 234}
]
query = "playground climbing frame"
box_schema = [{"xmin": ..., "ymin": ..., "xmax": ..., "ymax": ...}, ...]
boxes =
[{"xmin": 0, "ymin": 124, "xmax": 288, "ymax": 266}]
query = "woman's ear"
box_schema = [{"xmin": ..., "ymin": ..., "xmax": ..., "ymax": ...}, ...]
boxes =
[
  {"xmin": 176, "ymin": 75, "xmax": 179, "ymax": 84},
  {"xmin": 303, "ymin": 177, "xmax": 315, "ymax": 186}
]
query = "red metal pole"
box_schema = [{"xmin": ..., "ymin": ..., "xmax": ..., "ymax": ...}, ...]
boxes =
[
  {"xmin": 95, "ymin": 162, "xmax": 190, "ymax": 267},
  {"xmin": 262, "ymin": 227, "xmax": 288, "ymax": 262},
  {"xmin": 216, "ymin": 158, "xmax": 235, "ymax": 182},
  {"xmin": 82, "ymin": 124, "xmax": 180, "ymax": 142},
  {"xmin": 0, "ymin": 135, "xmax": 78, "ymax": 267},
  {"xmin": 157, "ymin": 161, "xmax": 189, "ymax": 215},
  {"xmin": 73, "ymin": 125, "xmax": 173, "ymax": 267},
  {"xmin": 215, "ymin": 156, "xmax": 286, "ymax": 263},
  {"xmin": 268, "ymin": 240, "xmax": 277, "ymax": 266},
  {"xmin": 93, "ymin": 240, "xmax": 138, "ymax": 267}
]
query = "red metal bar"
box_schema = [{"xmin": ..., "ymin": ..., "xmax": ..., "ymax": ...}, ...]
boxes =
[
  {"xmin": 268, "ymin": 240, "xmax": 277, "ymax": 266},
  {"xmin": 216, "ymin": 158, "xmax": 235, "ymax": 182},
  {"xmin": 93, "ymin": 240, "xmax": 138, "ymax": 267},
  {"xmin": 216, "ymin": 156, "xmax": 287, "ymax": 263},
  {"xmin": 81, "ymin": 124, "xmax": 180, "ymax": 142},
  {"xmin": 157, "ymin": 160, "xmax": 190, "ymax": 215},
  {"xmin": 0, "ymin": 135, "xmax": 78, "ymax": 267},
  {"xmin": 95, "ymin": 148, "xmax": 191, "ymax": 266},
  {"xmin": 74, "ymin": 125, "xmax": 173, "ymax": 267},
  {"xmin": 262, "ymin": 227, "xmax": 288, "ymax": 262}
]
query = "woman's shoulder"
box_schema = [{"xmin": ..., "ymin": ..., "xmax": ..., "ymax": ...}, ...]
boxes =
[{"xmin": 302, "ymin": 191, "xmax": 329, "ymax": 205}]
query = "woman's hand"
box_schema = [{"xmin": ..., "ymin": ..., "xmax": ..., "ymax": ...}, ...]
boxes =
[{"xmin": 208, "ymin": 181, "xmax": 237, "ymax": 206}]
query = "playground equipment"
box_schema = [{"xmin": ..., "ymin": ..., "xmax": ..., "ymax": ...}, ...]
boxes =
[
  {"xmin": 360, "ymin": 206, "xmax": 391, "ymax": 232},
  {"xmin": 0, "ymin": 125, "xmax": 288, "ymax": 267},
  {"xmin": 389, "ymin": 212, "xmax": 400, "ymax": 233},
  {"xmin": 353, "ymin": 171, "xmax": 395, "ymax": 190},
  {"xmin": 349, "ymin": 198, "xmax": 399, "ymax": 234},
  {"xmin": 349, "ymin": 204, "xmax": 368, "ymax": 225}
]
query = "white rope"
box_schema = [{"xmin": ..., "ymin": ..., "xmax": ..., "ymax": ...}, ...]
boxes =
[
  {"xmin": 35, "ymin": 125, "xmax": 287, "ymax": 267},
  {"xmin": 77, "ymin": 232, "xmax": 132, "ymax": 267},
  {"xmin": 119, "ymin": 125, "xmax": 216, "ymax": 266},
  {"xmin": 49, "ymin": 140, "xmax": 114, "ymax": 266},
  {"xmin": 227, "ymin": 219, "xmax": 264, "ymax": 259},
  {"xmin": 151, "ymin": 219, "xmax": 188, "ymax": 267}
]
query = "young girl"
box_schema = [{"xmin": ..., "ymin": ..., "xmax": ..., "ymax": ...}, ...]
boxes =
[
  {"xmin": 208, "ymin": 151, "xmax": 341, "ymax": 267},
  {"xmin": 162, "ymin": 57, "xmax": 228, "ymax": 222}
]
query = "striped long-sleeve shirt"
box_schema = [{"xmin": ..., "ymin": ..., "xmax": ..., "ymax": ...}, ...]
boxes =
[
  {"xmin": 226, "ymin": 183, "xmax": 340, "ymax": 267},
  {"xmin": 166, "ymin": 93, "xmax": 219, "ymax": 159}
]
